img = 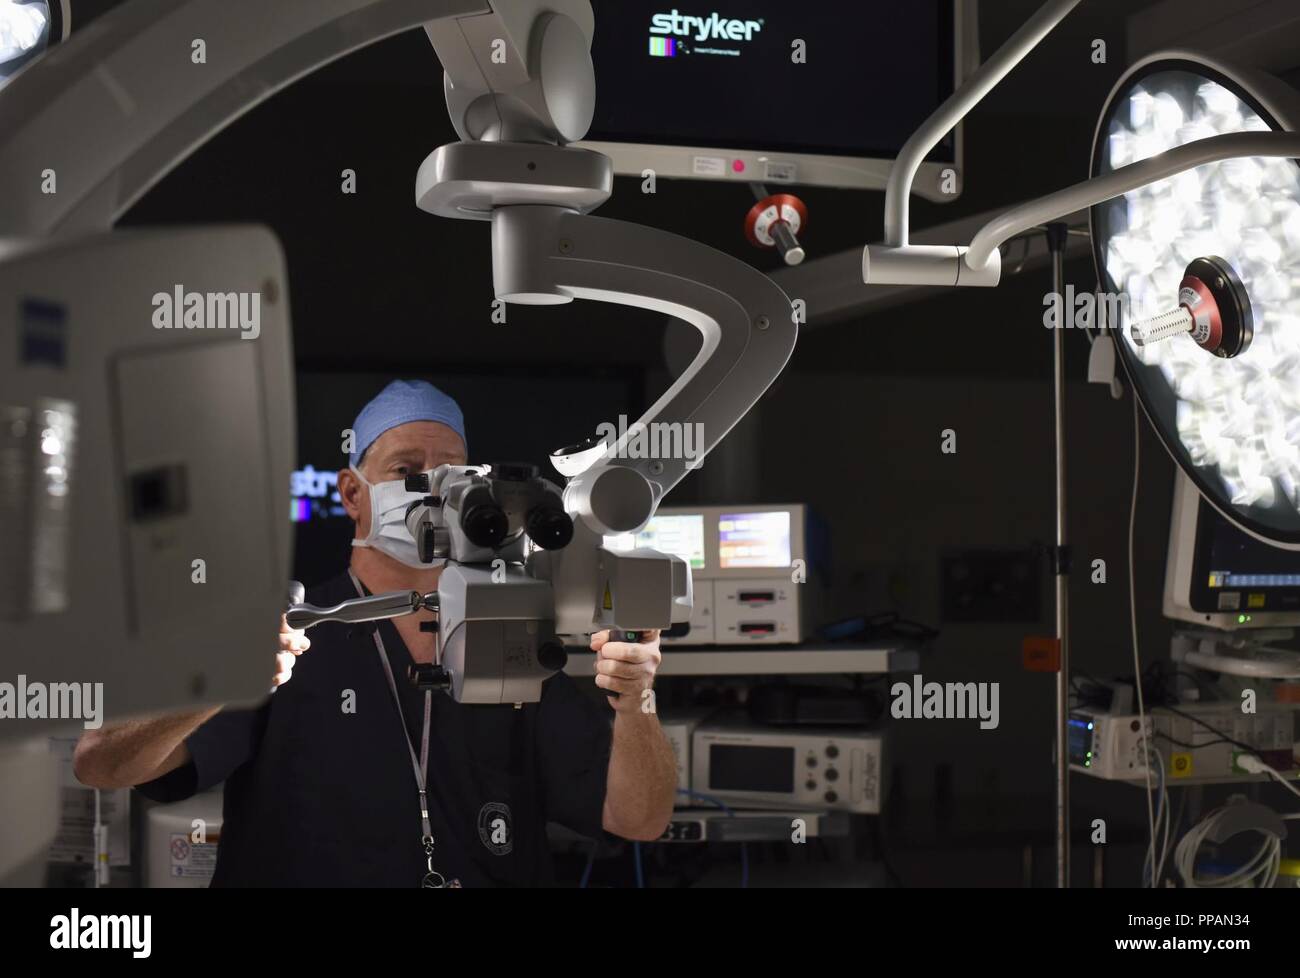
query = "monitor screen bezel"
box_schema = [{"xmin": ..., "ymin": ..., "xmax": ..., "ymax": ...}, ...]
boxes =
[
  {"xmin": 573, "ymin": 0, "xmax": 971, "ymax": 195},
  {"xmin": 1164, "ymin": 471, "xmax": 1300, "ymax": 628}
]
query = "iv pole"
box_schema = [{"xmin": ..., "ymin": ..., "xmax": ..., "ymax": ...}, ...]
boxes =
[{"xmin": 1047, "ymin": 221, "xmax": 1070, "ymax": 889}]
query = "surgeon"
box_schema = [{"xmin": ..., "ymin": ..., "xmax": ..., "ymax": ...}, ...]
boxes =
[{"xmin": 73, "ymin": 380, "xmax": 677, "ymax": 887}]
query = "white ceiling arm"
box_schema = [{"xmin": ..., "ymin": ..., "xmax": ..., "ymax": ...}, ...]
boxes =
[
  {"xmin": 0, "ymin": 0, "xmax": 594, "ymax": 237},
  {"xmin": 489, "ymin": 205, "xmax": 796, "ymax": 535},
  {"xmin": 883, "ymin": 0, "xmax": 1082, "ymax": 247},
  {"xmin": 963, "ymin": 130, "xmax": 1300, "ymax": 272}
]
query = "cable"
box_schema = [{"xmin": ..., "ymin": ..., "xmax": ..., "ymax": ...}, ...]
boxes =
[
  {"xmin": 1237, "ymin": 754, "xmax": 1300, "ymax": 802},
  {"xmin": 579, "ymin": 839, "xmax": 596, "ymax": 889},
  {"xmin": 1142, "ymin": 746, "xmax": 1172, "ymax": 887},
  {"xmin": 1154, "ymin": 731, "xmax": 1235, "ymax": 751},
  {"xmin": 1174, "ymin": 805, "xmax": 1281, "ymax": 888},
  {"xmin": 1157, "ymin": 702, "xmax": 1258, "ymax": 756},
  {"xmin": 1150, "ymin": 748, "xmax": 1176, "ymax": 887},
  {"xmin": 1128, "ymin": 394, "xmax": 1157, "ymax": 878},
  {"xmin": 677, "ymin": 789, "xmax": 749, "ymax": 888},
  {"xmin": 92, "ymin": 788, "xmax": 104, "ymax": 889}
]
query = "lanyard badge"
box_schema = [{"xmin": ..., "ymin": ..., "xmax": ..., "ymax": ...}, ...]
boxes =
[
  {"xmin": 350, "ymin": 571, "xmax": 464, "ymax": 889},
  {"xmin": 422, "ymin": 836, "xmax": 462, "ymax": 889}
]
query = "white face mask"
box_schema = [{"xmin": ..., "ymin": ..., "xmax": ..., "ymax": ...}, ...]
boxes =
[{"xmin": 350, "ymin": 465, "xmax": 445, "ymax": 569}]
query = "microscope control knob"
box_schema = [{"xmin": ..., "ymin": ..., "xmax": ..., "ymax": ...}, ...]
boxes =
[{"xmin": 537, "ymin": 642, "xmax": 567, "ymax": 672}]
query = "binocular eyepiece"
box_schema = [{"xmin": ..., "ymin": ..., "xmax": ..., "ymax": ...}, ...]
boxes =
[
  {"xmin": 461, "ymin": 484, "xmax": 510, "ymax": 549},
  {"xmin": 411, "ymin": 462, "xmax": 575, "ymax": 560},
  {"xmin": 525, "ymin": 501, "xmax": 573, "ymax": 550}
]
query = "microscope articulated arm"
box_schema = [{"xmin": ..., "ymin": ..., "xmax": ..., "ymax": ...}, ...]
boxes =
[
  {"xmin": 493, "ymin": 205, "xmax": 797, "ymax": 636},
  {"xmin": 492, "ymin": 205, "xmax": 797, "ymax": 536}
]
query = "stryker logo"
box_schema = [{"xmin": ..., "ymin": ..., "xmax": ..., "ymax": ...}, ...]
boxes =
[
  {"xmin": 50, "ymin": 908, "xmax": 151, "ymax": 958},
  {"xmin": 151, "ymin": 286, "xmax": 261, "ymax": 339},
  {"xmin": 650, "ymin": 9, "xmax": 763, "ymax": 42}
]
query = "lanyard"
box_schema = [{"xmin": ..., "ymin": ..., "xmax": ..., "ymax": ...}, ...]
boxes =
[{"xmin": 348, "ymin": 571, "xmax": 460, "ymax": 888}]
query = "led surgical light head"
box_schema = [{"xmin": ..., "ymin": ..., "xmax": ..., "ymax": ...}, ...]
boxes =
[
  {"xmin": 0, "ymin": 1, "xmax": 47, "ymax": 63},
  {"xmin": 0, "ymin": 0, "xmax": 60, "ymax": 86},
  {"xmin": 1091, "ymin": 52, "xmax": 1300, "ymax": 549}
]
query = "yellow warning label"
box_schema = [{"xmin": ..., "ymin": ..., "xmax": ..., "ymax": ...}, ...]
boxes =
[
  {"xmin": 1169, "ymin": 753, "xmax": 1193, "ymax": 778},
  {"xmin": 602, "ymin": 582, "xmax": 612, "ymax": 611},
  {"xmin": 1248, "ymin": 593, "xmax": 1266, "ymax": 609}
]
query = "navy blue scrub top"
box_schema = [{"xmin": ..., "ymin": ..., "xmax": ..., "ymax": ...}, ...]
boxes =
[{"xmin": 136, "ymin": 571, "xmax": 613, "ymax": 887}]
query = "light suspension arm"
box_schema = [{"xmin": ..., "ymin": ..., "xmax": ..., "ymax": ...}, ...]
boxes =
[
  {"xmin": 964, "ymin": 131, "xmax": 1300, "ymax": 273},
  {"xmin": 866, "ymin": 130, "xmax": 1300, "ymax": 287},
  {"xmin": 883, "ymin": 0, "xmax": 1083, "ymax": 247}
]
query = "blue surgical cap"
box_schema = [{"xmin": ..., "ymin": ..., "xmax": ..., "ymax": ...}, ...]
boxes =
[{"xmin": 349, "ymin": 380, "xmax": 467, "ymax": 467}]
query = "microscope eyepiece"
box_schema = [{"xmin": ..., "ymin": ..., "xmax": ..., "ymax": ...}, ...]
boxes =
[
  {"xmin": 404, "ymin": 473, "xmax": 431, "ymax": 493},
  {"xmin": 525, "ymin": 504, "xmax": 574, "ymax": 550},
  {"xmin": 460, "ymin": 485, "xmax": 508, "ymax": 548}
]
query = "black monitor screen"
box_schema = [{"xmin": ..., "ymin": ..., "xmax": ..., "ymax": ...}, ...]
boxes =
[
  {"xmin": 708, "ymin": 744, "xmax": 794, "ymax": 793},
  {"xmin": 1190, "ymin": 495, "xmax": 1300, "ymax": 617},
  {"xmin": 586, "ymin": 1, "xmax": 956, "ymax": 161}
]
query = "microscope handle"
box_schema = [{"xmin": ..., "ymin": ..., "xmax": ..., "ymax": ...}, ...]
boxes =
[
  {"xmin": 285, "ymin": 590, "xmax": 423, "ymax": 630},
  {"xmin": 600, "ymin": 629, "xmax": 643, "ymax": 699}
]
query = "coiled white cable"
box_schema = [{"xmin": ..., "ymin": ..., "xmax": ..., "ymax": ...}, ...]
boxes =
[{"xmin": 1174, "ymin": 803, "xmax": 1282, "ymax": 889}]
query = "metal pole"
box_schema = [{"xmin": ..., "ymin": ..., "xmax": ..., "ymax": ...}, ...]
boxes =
[{"xmin": 1048, "ymin": 222, "xmax": 1070, "ymax": 889}]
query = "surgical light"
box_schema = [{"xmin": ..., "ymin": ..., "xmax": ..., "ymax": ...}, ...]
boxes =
[
  {"xmin": 1091, "ymin": 54, "xmax": 1300, "ymax": 549},
  {"xmin": 0, "ymin": 1, "xmax": 49, "ymax": 64},
  {"xmin": 0, "ymin": 0, "xmax": 68, "ymax": 90}
]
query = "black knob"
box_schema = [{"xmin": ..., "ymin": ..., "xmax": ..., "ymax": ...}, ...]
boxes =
[
  {"xmin": 805, "ymin": 780, "xmax": 817, "ymax": 791},
  {"xmin": 408, "ymin": 664, "xmax": 452, "ymax": 692},
  {"xmin": 805, "ymin": 756, "xmax": 818, "ymax": 768},
  {"xmin": 537, "ymin": 642, "xmax": 567, "ymax": 672},
  {"xmin": 824, "ymin": 790, "xmax": 838, "ymax": 804},
  {"xmin": 825, "ymin": 768, "xmax": 839, "ymax": 782},
  {"xmin": 416, "ymin": 521, "xmax": 437, "ymax": 563},
  {"xmin": 826, "ymin": 744, "xmax": 839, "ymax": 759}
]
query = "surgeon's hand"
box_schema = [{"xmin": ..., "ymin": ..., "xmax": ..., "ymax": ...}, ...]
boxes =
[
  {"xmin": 273, "ymin": 614, "xmax": 311, "ymax": 688},
  {"xmin": 590, "ymin": 629, "xmax": 661, "ymax": 713}
]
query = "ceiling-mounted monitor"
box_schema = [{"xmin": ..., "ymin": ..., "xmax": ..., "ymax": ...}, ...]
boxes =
[{"xmin": 575, "ymin": 0, "xmax": 972, "ymax": 196}]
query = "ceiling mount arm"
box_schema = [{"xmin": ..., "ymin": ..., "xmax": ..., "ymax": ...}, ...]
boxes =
[
  {"xmin": 963, "ymin": 130, "xmax": 1300, "ymax": 273},
  {"xmin": 882, "ymin": 0, "xmax": 1082, "ymax": 248},
  {"xmin": 0, "ymin": 0, "xmax": 593, "ymax": 237}
]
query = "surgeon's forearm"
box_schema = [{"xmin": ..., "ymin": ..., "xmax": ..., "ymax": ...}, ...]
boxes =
[
  {"xmin": 72, "ymin": 706, "xmax": 221, "ymax": 789},
  {"xmin": 601, "ymin": 712, "xmax": 676, "ymax": 841}
]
